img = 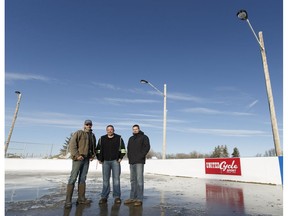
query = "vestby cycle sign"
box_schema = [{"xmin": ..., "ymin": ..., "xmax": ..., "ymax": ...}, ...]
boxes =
[{"xmin": 205, "ymin": 158, "xmax": 242, "ymax": 175}]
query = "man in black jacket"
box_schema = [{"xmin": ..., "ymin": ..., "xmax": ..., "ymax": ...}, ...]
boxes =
[
  {"xmin": 96, "ymin": 125, "xmax": 126, "ymax": 205},
  {"xmin": 124, "ymin": 124, "xmax": 150, "ymax": 206}
]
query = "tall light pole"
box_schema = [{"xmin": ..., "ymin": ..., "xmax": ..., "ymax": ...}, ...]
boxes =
[
  {"xmin": 237, "ymin": 10, "xmax": 282, "ymax": 156},
  {"xmin": 140, "ymin": 80, "xmax": 167, "ymax": 159},
  {"xmin": 5, "ymin": 91, "xmax": 22, "ymax": 157}
]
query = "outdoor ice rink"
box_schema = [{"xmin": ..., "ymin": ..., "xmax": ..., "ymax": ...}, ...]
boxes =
[{"xmin": 5, "ymin": 171, "xmax": 283, "ymax": 216}]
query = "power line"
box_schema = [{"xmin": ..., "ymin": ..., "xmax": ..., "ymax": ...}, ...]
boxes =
[{"xmin": 9, "ymin": 141, "xmax": 59, "ymax": 146}]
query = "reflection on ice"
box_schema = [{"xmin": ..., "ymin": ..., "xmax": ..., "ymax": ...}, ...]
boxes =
[
  {"xmin": 6, "ymin": 186, "xmax": 57, "ymax": 202},
  {"xmin": 206, "ymin": 184, "xmax": 245, "ymax": 215},
  {"xmin": 5, "ymin": 172, "xmax": 67, "ymax": 202},
  {"xmin": 5, "ymin": 171, "xmax": 282, "ymax": 216}
]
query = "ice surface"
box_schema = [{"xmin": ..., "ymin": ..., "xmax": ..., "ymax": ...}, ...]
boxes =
[{"xmin": 5, "ymin": 171, "xmax": 283, "ymax": 216}]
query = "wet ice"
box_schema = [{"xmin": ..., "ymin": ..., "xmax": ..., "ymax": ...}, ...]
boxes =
[{"xmin": 5, "ymin": 171, "xmax": 283, "ymax": 216}]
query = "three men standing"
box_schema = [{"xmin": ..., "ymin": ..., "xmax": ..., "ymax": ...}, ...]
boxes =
[{"xmin": 64, "ymin": 122, "xmax": 150, "ymax": 208}]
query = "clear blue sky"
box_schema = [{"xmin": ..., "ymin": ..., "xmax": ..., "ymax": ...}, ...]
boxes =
[{"xmin": 4, "ymin": 0, "xmax": 284, "ymax": 157}]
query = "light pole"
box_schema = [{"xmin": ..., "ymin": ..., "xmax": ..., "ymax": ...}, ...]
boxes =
[
  {"xmin": 140, "ymin": 80, "xmax": 167, "ymax": 159},
  {"xmin": 5, "ymin": 91, "xmax": 22, "ymax": 157},
  {"xmin": 237, "ymin": 10, "xmax": 282, "ymax": 156}
]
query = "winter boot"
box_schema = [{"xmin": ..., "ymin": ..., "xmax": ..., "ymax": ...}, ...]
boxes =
[
  {"xmin": 64, "ymin": 184, "xmax": 74, "ymax": 208},
  {"xmin": 77, "ymin": 183, "xmax": 92, "ymax": 205}
]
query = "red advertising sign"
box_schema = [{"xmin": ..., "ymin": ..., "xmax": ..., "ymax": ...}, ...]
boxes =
[{"xmin": 205, "ymin": 158, "xmax": 242, "ymax": 175}]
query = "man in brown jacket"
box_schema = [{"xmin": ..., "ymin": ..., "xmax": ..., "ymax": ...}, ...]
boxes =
[{"xmin": 64, "ymin": 120, "xmax": 96, "ymax": 208}]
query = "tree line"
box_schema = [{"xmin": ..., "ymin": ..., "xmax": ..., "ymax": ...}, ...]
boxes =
[
  {"xmin": 146, "ymin": 145, "xmax": 240, "ymax": 159},
  {"xmin": 57, "ymin": 134, "xmax": 276, "ymax": 159}
]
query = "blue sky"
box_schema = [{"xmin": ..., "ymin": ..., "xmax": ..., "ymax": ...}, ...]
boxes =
[{"xmin": 4, "ymin": 0, "xmax": 284, "ymax": 157}]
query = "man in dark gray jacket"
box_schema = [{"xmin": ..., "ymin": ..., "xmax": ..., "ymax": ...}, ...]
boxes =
[
  {"xmin": 124, "ymin": 124, "xmax": 150, "ymax": 206},
  {"xmin": 64, "ymin": 120, "xmax": 96, "ymax": 208}
]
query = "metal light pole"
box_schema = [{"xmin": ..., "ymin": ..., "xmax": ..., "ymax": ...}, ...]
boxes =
[
  {"xmin": 140, "ymin": 80, "xmax": 167, "ymax": 159},
  {"xmin": 5, "ymin": 91, "xmax": 22, "ymax": 157},
  {"xmin": 237, "ymin": 10, "xmax": 282, "ymax": 156}
]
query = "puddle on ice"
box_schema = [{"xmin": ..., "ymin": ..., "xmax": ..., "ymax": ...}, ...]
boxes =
[
  {"xmin": 5, "ymin": 185, "xmax": 58, "ymax": 202},
  {"xmin": 5, "ymin": 171, "xmax": 68, "ymax": 202},
  {"xmin": 5, "ymin": 171, "xmax": 283, "ymax": 216}
]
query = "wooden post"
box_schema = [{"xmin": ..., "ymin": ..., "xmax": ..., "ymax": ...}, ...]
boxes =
[
  {"xmin": 5, "ymin": 92, "xmax": 22, "ymax": 157},
  {"xmin": 258, "ymin": 32, "xmax": 282, "ymax": 156}
]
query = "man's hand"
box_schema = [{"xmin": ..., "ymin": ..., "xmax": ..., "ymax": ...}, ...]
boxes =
[
  {"xmin": 98, "ymin": 160, "xmax": 102, "ymax": 164},
  {"xmin": 118, "ymin": 159, "xmax": 122, "ymax": 163},
  {"xmin": 77, "ymin": 155, "xmax": 84, "ymax": 161}
]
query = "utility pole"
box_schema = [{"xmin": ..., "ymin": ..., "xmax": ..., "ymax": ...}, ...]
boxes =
[
  {"xmin": 5, "ymin": 91, "xmax": 22, "ymax": 157},
  {"xmin": 258, "ymin": 32, "xmax": 281, "ymax": 156},
  {"xmin": 237, "ymin": 10, "xmax": 282, "ymax": 156},
  {"xmin": 140, "ymin": 80, "xmax": 168, "ymax": 159}
]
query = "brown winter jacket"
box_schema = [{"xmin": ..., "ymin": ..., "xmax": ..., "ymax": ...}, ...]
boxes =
[{"xmin": 69, "ymin": 129, "xmax": 96, "ymax": 160}]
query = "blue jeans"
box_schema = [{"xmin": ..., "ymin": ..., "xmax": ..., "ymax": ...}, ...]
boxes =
[
  {"xmin": 68, "ymin": 158, "xmax": 90, "ymax": 184},
  {"xmin": 101, "ymin": 160, "xmax": 121, "ymax": 199},
  {"xmin": 129, "ymin": 163, "xmax": 144, "ymax": 201}
]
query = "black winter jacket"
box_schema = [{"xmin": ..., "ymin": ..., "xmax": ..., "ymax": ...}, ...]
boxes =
[
  {"xmin": 96, "ymin": 134, "xmax": 126, "ymax": 162},
  {"xmin": 127, "ymin": 131, "xmax": 150, "ymax": 164}
]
